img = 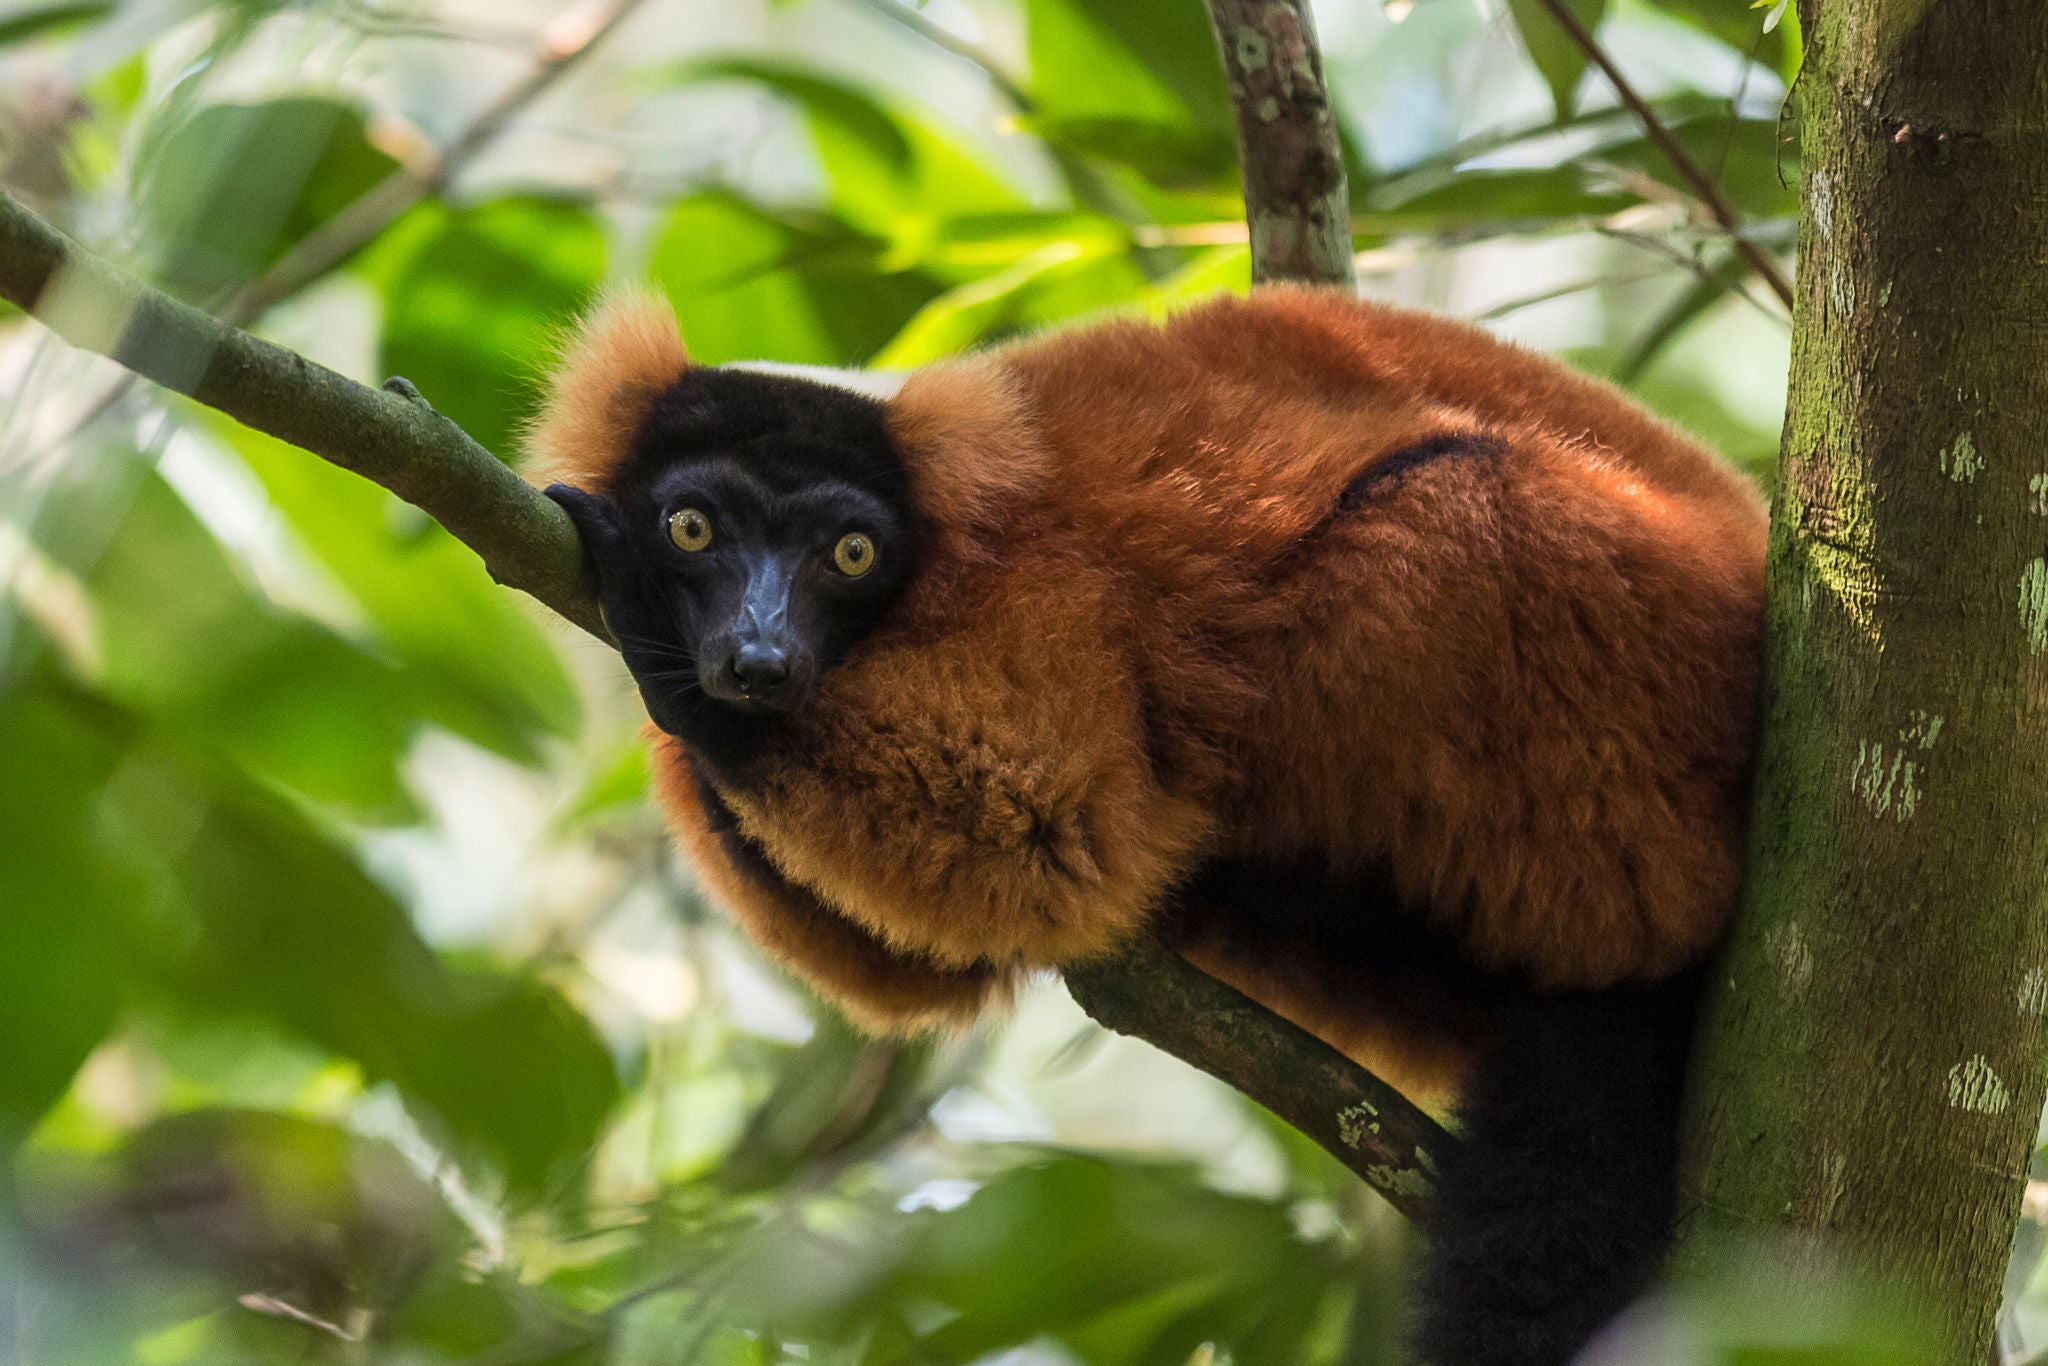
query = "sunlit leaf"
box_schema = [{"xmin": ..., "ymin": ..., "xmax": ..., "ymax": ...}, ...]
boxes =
[
  {"xmin": 650, "ymin": 192, "xmax": 940, "ymax": 366},
  {"xmin": 1503, "ymin": 0, "xmax": 1609, "ymax": 119},
  {"xmin": 868, "ymin": 240, "xmax": 1117, "ymax": 367},
  {"xmin": 1027, "ymin": 0, "xmax": 1230, "ymax": 140},
  {"xmin": 134, "ymin": 97, "xmax": 399, "ymax": 302}
]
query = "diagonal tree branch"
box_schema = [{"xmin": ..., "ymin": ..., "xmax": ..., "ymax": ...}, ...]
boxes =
[
  {"xmin": 1066, "ymin": 936, "xmax": 1449, "ymax": 1222},
  {"xmin": 1202, "ymin": 0, "xmax": 1355, "ymax": 288},
  {"xmin": 0, "ymin": 180, "xmax": 1458, "ymax": 1216},
  {"xmin": 0, "ymin": 189, "xmax": 607, "ymax": 643},
  {"xmin": 29, "ymin": 0, "xmax": 651, "ymax": 471},
  {"xmin": 1528, "ymin": 0, "xmax": 1796, "ymax": 310}
]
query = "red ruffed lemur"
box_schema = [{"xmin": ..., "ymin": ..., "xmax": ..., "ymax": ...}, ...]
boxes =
[{"xmin": 530, "ymin": 286, "xmax": 1766, "ymax": 1366}]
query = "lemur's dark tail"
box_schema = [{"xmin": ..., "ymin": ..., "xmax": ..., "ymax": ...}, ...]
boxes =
[{"xmin": 1410, "ymin": 968, "xmax": 1706, "ymax": 1366}]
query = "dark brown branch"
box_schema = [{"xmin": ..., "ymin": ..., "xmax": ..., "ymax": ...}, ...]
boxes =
[
  {"xmin": 0, "ymin": 189, "xmax": 608, "ymax": 643},
  {"xmin": 1528, "ymin": 0, "xmax": 1796, "ymax": 310},
  {"xmin": 1201, "ymin": 0, "xmax": 1355, "ymax": 288},
  {"xmin": 1066, "ymin": 936, "xmax": 1452, "ymax": 1221}
]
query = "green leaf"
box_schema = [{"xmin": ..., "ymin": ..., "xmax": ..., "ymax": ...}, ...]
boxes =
[
  {"xmin": 164, "ymin": 771, "xmax": 619, "ymax": 1194},
  {"xmin": 134, "ymin": 97, "xmax": 399, "ymax": 302},
  {"xmin": 1504, "ymin": 0, "xmax": 1609, "ymax": 119},
  {"xmin": 1368, "ymin": 165, "xmax": 1637, "ymax": 226},
  {"xmin": 30, "ymin": 461, "xmax": 421, "ymax": 818},
  {"xmin": 868, "ymin": 239, "xmax": 1117, "ymax": 367},
  {"xmin": 1018, "ymin": 114, "xmax": 1236, "ymax": 189},
  {"xmin": 1593, "ymin": 113, "xmax": 1799, "ymax": 219},
  {"xmin": 222, "ymin": 420, "xmax": 581, "ymax": 766},
  {"xmin": 1616, "ymin": 247, "xmax": 1748, "ymax": 383},
  {"xmin": 649, "ymin": 192, "xmax": 941, "ymax": 366},
  {"xmin": 711, "ymin": 1156, "xmax": 1346, "ymax": 1364},
  {"xmin": 0, "ymin": 673, "xmax": 146, "ymax": 1153},
  {"xmin": 1639, "ymin": 0, "xmax": 1791, "ymax": 77},
  {"xmin": 368, "ymin": 196, "xmax": 607, "ymax": 461},
  {"xmin": 648, "ymin": 56, "xmax": 915, "ymax": 178},
  {"xmin": 552, "ymin": 739, "xmax": 651, "ymax": 833},
  {"xmin": 1027, "ymin": 0, "xmax": 1231, "ymax": 139},
  {"xmin": 0, "ymin": 0, "xmax": 111, "ymax": 47},
  {"xmin": 32, "ymin": 462, "xmax": 444, "ymax": 818}
]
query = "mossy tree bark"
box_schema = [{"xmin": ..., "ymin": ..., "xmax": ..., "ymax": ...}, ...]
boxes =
[{"xmin": 1676, "ymin": 1, "xmax": 2048, "ymax": 1357}]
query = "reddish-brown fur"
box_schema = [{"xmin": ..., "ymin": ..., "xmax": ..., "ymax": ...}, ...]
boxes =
[{"xmin": 530, "ymin": 287, "xmax": 1765, "ymax": 1101}]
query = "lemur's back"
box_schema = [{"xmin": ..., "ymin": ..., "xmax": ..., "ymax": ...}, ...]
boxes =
[{"xmin": 978, "ymin": 288, "xmax": 1766, "ymax": 993}]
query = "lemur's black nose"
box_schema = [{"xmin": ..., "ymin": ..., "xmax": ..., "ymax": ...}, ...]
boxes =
[{"xmin": 730, "ymin": 642, "xmax": 791, "ymax": 693}]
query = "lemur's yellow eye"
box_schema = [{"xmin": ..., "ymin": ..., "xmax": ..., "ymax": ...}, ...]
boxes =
[
  {"xmin": 833, "ymin": 532, "xmax": 876, "ymax": 578},
  {"xmin": 669, "ymin": 508, "xmax": 713, "ymax": 552}
]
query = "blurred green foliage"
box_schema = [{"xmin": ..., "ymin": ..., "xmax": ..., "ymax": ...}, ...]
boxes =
[{"xmin": 0, "ymin": 0, "xmax": 1957, "ymax": 1361}]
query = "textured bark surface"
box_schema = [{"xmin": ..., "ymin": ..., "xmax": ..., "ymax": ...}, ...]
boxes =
[
  {"xmin": 1065, "ymin": 936, "xmax": 1450, "ymax": 1222},
  {"xmin": 1201, "ymin": 0, "xmax": 1354, "ymax": 288},
  {"xmin": 1676, "ymin": 2, "xmax": 2048, "ymax": 1356}
]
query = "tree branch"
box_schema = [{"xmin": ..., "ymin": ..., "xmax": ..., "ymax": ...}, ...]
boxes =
[
  {"xmin": 1528, "ymin": 0, "xmax": 1796, "ymax": 310},
  {"xmin": 1201, "ymin": 0, "xmax": 1355, "ymax": 288},
  {"xmin": 0, "ymin": 189, "xmax": 608, "ymax": 643},
  {"xmin": 1065, "ymin": 936, "xmax": 1451, "ymax": 1221}
]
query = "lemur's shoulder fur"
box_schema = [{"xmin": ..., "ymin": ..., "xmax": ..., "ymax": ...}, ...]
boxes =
[{"xmin": 529, "ymin": 286, "xmax": 1765, "ymax": 1088}]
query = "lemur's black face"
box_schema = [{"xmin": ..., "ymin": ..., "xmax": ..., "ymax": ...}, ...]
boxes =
[{"xmin": 546, "ymin": 368, "xmax": 916, "ymax": 773}]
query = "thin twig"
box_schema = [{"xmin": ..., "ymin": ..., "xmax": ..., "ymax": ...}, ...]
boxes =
[
  {"xmin": 1529, "ymin": 0, "xmax": 1795, "ymax": 310},
  {"xmin": 837, "ymin": 0, "xmax": 1036, "ymax": 114},
  {"xmin": 229, "ymin": 0, "xmax": 649, "ymax": 325}
]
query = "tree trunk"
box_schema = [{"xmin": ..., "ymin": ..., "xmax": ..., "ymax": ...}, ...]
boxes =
[{"xmin": 1676, "ymin": 1, "xmax": 2048, "ymax": 1358}]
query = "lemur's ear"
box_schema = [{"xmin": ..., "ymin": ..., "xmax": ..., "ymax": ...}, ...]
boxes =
[
  {"xmin": 543, "ymin": 482, "xmax": 624, "ymax": 555},
  {"xmin": 525, "ymin": 290, "xmax": 691, "ymax": 492}
]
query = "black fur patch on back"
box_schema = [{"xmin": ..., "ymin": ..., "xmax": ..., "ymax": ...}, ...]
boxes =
[{"xmin": 1338, "ymin": 432, "xmax": 1507, "ymax": 510}]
